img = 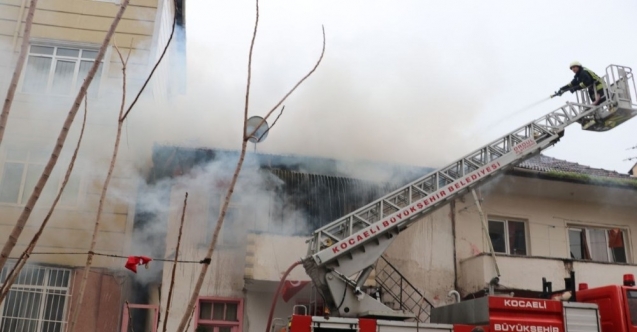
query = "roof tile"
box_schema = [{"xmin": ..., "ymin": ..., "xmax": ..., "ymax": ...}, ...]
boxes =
[{"xmin": 517, "ymin": 154, "xmax": 631, "ymax": 179}]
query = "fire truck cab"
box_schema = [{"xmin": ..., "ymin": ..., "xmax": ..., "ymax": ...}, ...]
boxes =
[{"xmin": 576, "ymin": 274, "xmax": 637, "ymax": 332}]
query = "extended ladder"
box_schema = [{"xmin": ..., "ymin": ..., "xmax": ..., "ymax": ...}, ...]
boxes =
[{"xmin": 301, "ymin": 64, "xmax": 637, "ymax": 320}]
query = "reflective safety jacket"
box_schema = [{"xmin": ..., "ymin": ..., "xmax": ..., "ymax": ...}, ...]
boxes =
[{"xmin": 561, "ymin": 66, "xmax": 604, "ymax": 92}]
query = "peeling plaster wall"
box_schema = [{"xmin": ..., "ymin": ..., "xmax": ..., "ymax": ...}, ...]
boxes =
[{"xmin": 384, "ymin": 205, "xmax": 456, "ymax": 306}]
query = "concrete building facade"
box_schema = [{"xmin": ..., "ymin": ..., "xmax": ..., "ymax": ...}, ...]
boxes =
[{"xmin": 0, "ymin": 0, "xmax": 185, "ymax": 331}]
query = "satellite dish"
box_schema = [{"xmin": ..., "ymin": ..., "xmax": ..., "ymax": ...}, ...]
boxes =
[{"xmin": 246, "ymin": 116, "xmax": 270, "ymax": 143}]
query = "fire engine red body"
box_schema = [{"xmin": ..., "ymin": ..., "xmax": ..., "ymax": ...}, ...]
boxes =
[
  {"xmin": 576, "ymin": 274, "xmax": 637, "ymax": 332},
  {"xmin": 284, "ymin": 275, "xmax": 637, "ymax": 332}
]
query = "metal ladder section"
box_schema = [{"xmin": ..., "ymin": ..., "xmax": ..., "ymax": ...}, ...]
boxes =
[
  {"xmin": 302, "ymin": 64, "xmax": 634, "ymax": 319},
  {"xmin": 375, "ymin": 256, "xmax": 434, "ymax": 323}
]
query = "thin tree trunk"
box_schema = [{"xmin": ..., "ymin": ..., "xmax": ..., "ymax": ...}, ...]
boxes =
[
  {"xmin": 0, "ymin": 0, "xmax": 39, "ymax": 147},
  {"xmin": 162, "ymin": 192, "xmax": 188, "ymax": 332},
  {"xmin": 0, "ymin": 96, "xmax": 89, "ymax": 303},
  {"xmin": 121, "ymin": 0, "xmax": 177, "ymax": 122},
  {"xmin": 175, "ymin": 1, "xmax": 325, "ymax": 330},
  {"xmin": 66, "ymin": 34, "xmax": 132, "ymax": 332},
  {"xmin": 174, "ymin": 0, "xmax": 260, "ymax": 326},
  {"xmin": 0, "ymin": 0, "xmax": 131, "ymax": 272}
]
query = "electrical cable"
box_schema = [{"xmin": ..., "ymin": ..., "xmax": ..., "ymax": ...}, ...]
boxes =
[{"xmin": 8, "ymin": 251, "xmax": 210, "ymax": 264}]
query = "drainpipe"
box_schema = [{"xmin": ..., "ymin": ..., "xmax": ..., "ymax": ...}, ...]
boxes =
[
  {"xmin": 12, "ymin": 0, "xmax": 28, "ymax": 52},
  {"xmin": 471, "ymin": 189, "xmax": 501, "ymax": 279},
  {"xmin": 450, "ymin": 200, "xmax": 459, "ymax": 291}
]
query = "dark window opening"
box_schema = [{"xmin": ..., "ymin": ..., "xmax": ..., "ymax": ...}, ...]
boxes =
[
  {"xmin": 568, "ymin": 227, "xmax": 627, "ymax": 263},
  {"xmin": 488, "ymin": 219, "xmax": 527, "ymax": 256}
]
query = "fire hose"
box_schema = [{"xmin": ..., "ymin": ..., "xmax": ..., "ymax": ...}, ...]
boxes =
[{"xmin": 265, "ymin": 260, "xmax": 302, "ymax": 332}]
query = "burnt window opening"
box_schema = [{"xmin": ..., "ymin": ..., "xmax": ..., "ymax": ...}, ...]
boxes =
[
  {"xmin": 568, "ymin": 226, "xmax": 628, "ymax": 263},
  {"xmin": 175, "ymin": 0, "xmax": 185, "ymax": 28}
]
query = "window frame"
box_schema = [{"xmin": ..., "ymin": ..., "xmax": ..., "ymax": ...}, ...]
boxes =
[
  {"xmin": 195, "ymin": 297, "xmax": 243, "ymax": 332},
  {"xmin": 17, "ymin": 39, "xmax": 109, "ymax": 99},
  {"xmin": 487, "ymin": 217, "xmax": 529, "ymax": 256},
  {"xmin": 0, "ymin": 146, "xmax": 84, "ymax": 209},
  {"xmin": 0, "ymin": 264, "xmax": 72, "ymax": 331},
  {"xmin": 567, "ymin": 225, "xmax": 630, "ymax": 264}
]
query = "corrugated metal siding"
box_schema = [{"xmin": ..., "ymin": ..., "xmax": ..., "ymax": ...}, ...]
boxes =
[
  {"xmin": 148, "ymin": 146, "xmax": 425, "ymax": 235},
  {"xmin": 266, "ymin": 168, "xmax": 401, "ymax": 233}
]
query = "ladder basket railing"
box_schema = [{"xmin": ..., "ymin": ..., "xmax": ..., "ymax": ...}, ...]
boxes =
[{"xmin": 575, "ymin": 65, "xmax": 636, "ymax": 108}]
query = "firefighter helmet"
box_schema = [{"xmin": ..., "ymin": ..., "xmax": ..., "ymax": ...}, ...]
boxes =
[{"xmin": 570, "ymin": 61, "xmax": 582, "ymax": 69}]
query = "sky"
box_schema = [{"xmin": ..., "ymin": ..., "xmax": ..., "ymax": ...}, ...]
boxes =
[{"xmin": 179, "ymin": 0, "xmax": 637, "ymax": 174}]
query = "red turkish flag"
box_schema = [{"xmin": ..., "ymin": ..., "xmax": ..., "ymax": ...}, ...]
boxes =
[
  {"xmin": 281, "ymin": 280, "xmax": 310, "ymax": 302},
  {"xmin": 125, "ymin": 256, "xmax": 153, "ymax": 273}
]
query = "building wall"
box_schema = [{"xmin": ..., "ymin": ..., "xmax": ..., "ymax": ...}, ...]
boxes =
[
  {"xmin": 0, "ymin": 0, "xmax": 179, "ymax": 330},
  {"xmin": 0, "ymin": 0, "xmax": 168, "ymax": 269},
  {"xmin": 67, "ymin": 268, "xmax": 127, "ymax": 332},
  {"xmin": 384, "ymin": 205, "xmax": 457, "ymax": 307},
  {"xmin": 455, "ymin": 174, "xmax": 637, "ymax": 295},
  {"xmin": 0, "ymin": 0, "xmax": 160, "ymax": 91}
]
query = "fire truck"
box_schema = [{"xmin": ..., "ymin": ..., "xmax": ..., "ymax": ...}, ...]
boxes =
[{"xmin": 272, "ymin": 64, "xmax": 637, "ymax": 332}]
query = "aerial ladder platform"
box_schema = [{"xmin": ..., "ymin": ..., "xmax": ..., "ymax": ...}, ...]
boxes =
[{"xmin": 300, "ymin": 64, "xmax": 637, "ymax": 323}]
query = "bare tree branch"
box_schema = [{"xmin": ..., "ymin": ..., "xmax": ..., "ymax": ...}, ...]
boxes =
[
  {"xmin": 120, "ymin": 0, "xmax": 178, "ymax": 122},
  {"xmin": 175, "ymin": 0, "xmax": 262, "ymax": 329},
  {"xmin": 0, "ymin": 0, "xmax": 131, "ymax": 272},
  {"xmin": 256, "ymin": 105, "xmax": 284, "ymax": 141},
  {"xmin": 67, "ymin": 32, "xmax": 133, "ymax": 332},
  {"xmin": 175, "ymin": 0, "xmax": 326, "ymax": 330},
  {"xmin": 162, "ymin": 192, "xmax": 188, "ymax": 332},
  {"xmin": 246, "ymin": 25, "xmax": 326, "ymax": 140},
  {"xmin": 0, "ymin": 95, "xmax": 89, "ymax": 303},
  {"xmin": 0, "ymin": 0, "xmax": 39, "ymax": 147}
]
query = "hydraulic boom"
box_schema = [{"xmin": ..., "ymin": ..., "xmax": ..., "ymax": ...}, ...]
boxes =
[{"xmin": 301, "ymin": 64, "xmax": 637, "ymax": 321}]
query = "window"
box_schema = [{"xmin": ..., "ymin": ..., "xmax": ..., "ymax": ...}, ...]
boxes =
[
  {"xmin": 0, "ymin": 148, "xmax": 82, "ymax": 207},
  {"xmin": 0, "ymin": 264, "xmax": 71, "ymax": 332},
  {"xmin": 488, "ymin": 218, "xmax": 528, "ymax": 255},
  {"xmin": 21, "ymin": 44, "xmax": 103, "ymax": 97},
  {"xmin": 568, "ymin": 226, "xmax": 628, "ymax": 263},
  {"xmin": 205, "ymin": 194, "xmax": 244, "ymax": 248},
  {"xmin": 196, "ymin": 298, "xmax": 242, "ymax": 332}
]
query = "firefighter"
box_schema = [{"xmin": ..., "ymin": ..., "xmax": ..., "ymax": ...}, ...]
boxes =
[{"xmin": 555, "ymin": 61, "xmax": 606, "ymax": 106}]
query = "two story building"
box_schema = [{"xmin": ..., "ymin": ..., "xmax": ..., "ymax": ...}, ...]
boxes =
[{"xmin": 137, "ymin": 145, "xmax": 637, "ymax": 332}]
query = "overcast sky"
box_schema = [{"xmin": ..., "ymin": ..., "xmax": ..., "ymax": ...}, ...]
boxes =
[{"xmin": 180, "ymin": 0, "xmax": 637, "ymax": 174}]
